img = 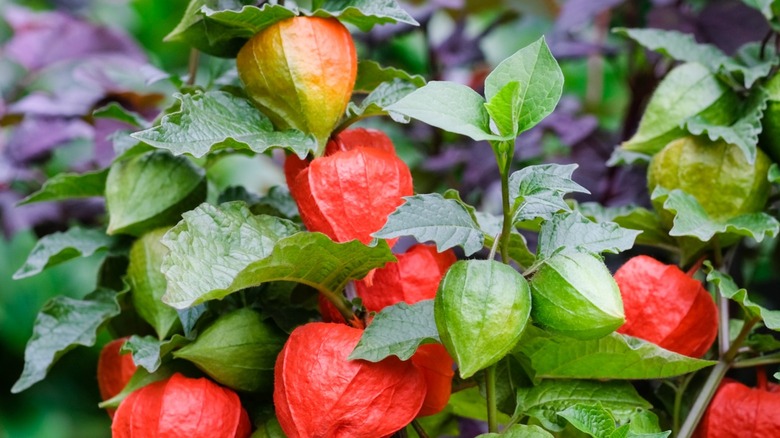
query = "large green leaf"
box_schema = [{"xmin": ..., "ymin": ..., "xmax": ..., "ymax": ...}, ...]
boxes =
[
  {"xmin": 514, "ymin": 380, "xmax": 651, "ymax": 432},
  {"xmin": 106, "ymin": 150, "xmax": 207, "ymax": 236},
  {"xmin": 310, "ymin": 0, "xmax": 418, "ymax": 31},
  {"xmin": 161, "ymin": 202, "xmax": 394, "ymax": 309},
  {"xmin": 476, "ymin": 425, "xmax": 553, "ymax": 438},
  {"xmin": 652, "ymin": 187, "xmax": 779, "ymax": 242},
  {"xmin": 11, "ymin": 289, "xmax": 121, "ymax": 393},
  {"xmin": 577, "ymin": 203, "xmax": 676, "ymax": 250},
  {"xmin": 18, "ymin": 168, "xmax": 108, "ymax": 205},
  {"xmin": 484, "ymin": 36, "xmax": 563, "ymax": 135},
  {"xmin": 705, "ymin": 262, "xmax": 780, "ymax": 330},
  {"xmin": 349, "ymin": 300, "xmax": 439, "ymax": 362},
  {"xmin": 353, "ymin": 60, "xmax": 426, "ymax": 93},
  {"xmin": 684, "ymin": 88, "xmax": 768, "ymax": 164},
  {"xmin": 435, "ymin": 260, "xmax": 532, "ymax": 378},
  {"xmin": 508, "ymin": 164, "xmax": 589, "ymax": 223},
  {"xmin": 559, "ymin": 404, "xmax": 620, "ymax": 438},
  {"xmin": 385, "ymin": 81, "xmax": 505, "ymax": 141},
  {"xmin": 515, "ymin": 326, "xmax": 715, "ymax": 381},
  {"xmin": 620, "ymin": 63, "xmax": 739, "ymax": 155},
  {"xmin": 536, "ymin": 211, "xmax": 641, "ymax": 260},
  {"xmin": 127, "ymin": 228, "xmax": 180, "ymax": 339},
  {"xmin": 13, "ymin": 227, "xmax": 115, "ymax": 279},
  {"xmin": 132, "ymin": 91, "xmax": 316, "ymax": 158},
  {"xmin": 373, "ymin": 194, "xmax": 485, "ymax": 256}
]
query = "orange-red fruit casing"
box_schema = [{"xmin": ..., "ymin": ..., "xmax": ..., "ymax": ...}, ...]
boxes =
[
  {"xmin": 274, "ymin": 322, "xmax": 426, "ymax": 437},
  {"xmin": 696, "ymin": 379, "xmax": 780, "ymax": 437},
  {"xmin": 289, "ymin": 147, "xmax": 413, "ymax": 246},
  {"xmin": 97, "ymin": 337, "xmax": 137, "ymax": 418},
  {"xmin": 236, "ymin": 16, "xmax": 357, "ymax": 145},
  {"xmin": 411, "ymin": 343, "xmax": 455, "ymax": 417},
  {"xmin": 111, "ymin": 373, "xmax": 251, "ymax": 438},
  {"xmin": 614, "ymin": 255, "xmax": 718, "ymax": 358}
]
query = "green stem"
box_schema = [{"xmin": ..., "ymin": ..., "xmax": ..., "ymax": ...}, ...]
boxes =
[
  {"xmin": 485, "ymin": 364, "xmax": 499, "ymax": 433},
  {"xmin": 319, "ymin": 288, "xmax": 361, "ymax": 329},
  {"xmin": 411, "ymin": 420, "xmax": 429, "ymax": 438},
  {"xmin": 732, "ymin": 352, "xmax": 780, "ymax": 369},
  {"xmin": 672, "ymin": 373, "xmax": 695, "ymax": 436},
  {"xmin": 497, "ymin": 142, "xmax": 514, "ymax": 265},
  {"xmin": 186, "ymin": 49, "xmax": 200, "ymax": 86}
]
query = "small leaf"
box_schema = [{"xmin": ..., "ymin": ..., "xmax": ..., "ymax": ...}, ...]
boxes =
[
  {"xmin": 353, "ymin": 60, "xmax": 426, "ymax": 93},
  {"xmin": 559, "ymin": 403, "xmax": 617, "ymax": 438},
  {"xmin": 372, "ymin": 194, "xmax": 485, "ymax": 256},
  {"xmin": 476, "ymin": 425, "xmax": 553, "ymax": 438},
  {"xmin": 705, "ymin": 262, "xmax": 780, "ymax": 330},
  {"xmin": 484, "ymin": 36, "xmax": 564, "ymax": 135},
  {"xmin": 121, "ymin": 335, "xmax": 189, "ymax": 373},
  {"xmin": 775, "ymin": 372, "xmax": 780, "ymax": 380},
  {"xmin": 93, "ymin": 102, "xmax": 148, "ymax": 128},
  {"xmin": 620, "ymin": 63, "xmax": 739, "ymax": 155},
  {"xmin": 626, "ymin": 410, "xmax": 670, "ymax": 436},
  {"xmin": 385, "ymin": 81, "xmax": 506, "ymax": 141},
  {"xmin": 684, "ymin": 87, "xmax": 768, "ymax": 164},
  {"xmin": 509, "ymin": 164, "xmax": 589, "ymax": 223},
  {"xmin": 614, "ymin": 28, "xmax": 729, "ymax": 75},
  {"xmin": 652, "ymin": 187, "xmax": 779, "ymax": 242},
  {"xmin": 349, "ymin": 300, "xmax": 439, "ymax": 362},
  {"xmin": 537, "ymin": 211, "xmax": 641, "ymax": 260},
  {"xmin": 577, "ymin": 203, "xmax": 676, "ymax": 250},
  {"xmin": 484, "ymin": 81, "xmax": 522, "ymax": 137},
  {"xmin": 346, "ymin": 78, "xmax": 418, "ymax": 122},
  {"xmin": 770, "ymin": 163, "xmax": 780, "ymax": 183},
  {"xmin": 448, "ymin": 386, "xmax": 512, "ymax": 423},
  {"xmin": 131, "ymin": 91, "xmax": 317, "ymax": 158},
  {"xmin": 514, "ymin": 380, "xmax": 651, "ymax": 432},
  {"xmin": 99, "ymin": 363, "xmax": 176, "ymax": 409},
  {"xmin": 11, "ymin": 289, "xmax": 121, "ymax": 393},
  {"xmin": 515, "ymin": 326, "xmax": 715, "ymax": 381},
  {"xmin": 310, "ymin": 0, "xmax": 418, "ymax": 31},
  {"xmin": 13, "ymin": 227, "xmax": 115, "ymax": 279},
  {"xmin": 18, "ymin": 168, "xmax": 108, "ymax": 205}
]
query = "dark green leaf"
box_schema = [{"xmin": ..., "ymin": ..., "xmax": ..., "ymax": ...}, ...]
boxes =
[
  {"xmin": 353, "ymin": 60, "xmax": 426, "ymax": 93},
  {"xmin": 577, "ymin": 203, "xmax": 676, "ymax": 250},
  {"xmin": 93, "ymin": 102, "xmax": 148, "ymax": 128},
  {"xmin": 106, "ymin": 150, "xmax": 207, "ymax": 237},
  {"xmin": 705, "ymin": 262, "xmax": 780, "ymax": 330},
  {"xmin": 536, "ymin": 211, "xmax": 641, "ymax": 260},
  {"xmin": 346, "ymin": 78, "xmax": 418, "ymax": 122},
  {"xmin": 385, "ymin": 81, "xmax": 506, "ymax": 141},
  {"xmin": 99, "ymin": 363, "xmax": 177, "ymax": 409},
  {"xmin": 509, "ymin": 164, "xmax": 589, "ymax": 223},
  {"xmin": 684, "ymin": 88, "xmax": 768, "ymax": 164},
  {"xmin": 448, "ymin": 387, "xmax": 512, "ymax": 423},
  {"xmin": 559, "ymin": 403, "xmax": 617, "ymax": 438},
  {"xmin": 770, "ymin": 163, "xmax": 780, "ymax": 183},
  {"xmin": 121, "ymin": 335, "xmax": 189, "ymax": 373},
  {"xmin": 13, "ymin": 227, "xmax": 115, "ymax": 279},
  {"xmin": 18, "ymin": 168, "xmax": 108, "ymax": 205},
  {"xmin": 620, "ymin": 63, "xmax": 739, "ymax": 155},
  {"xmin": 310, "ymin": 0, "xmax": 418, "ymax": 31},
  {"xmin": 349, "ymin": 300, "xmax": 439, "ymax": 362},
  {"xmin": 131, "ymin": 91, "xmax": 317, "ymax": 158},
  {"xmin": 484, "ymin": 36, "xmax": 564, "ymax": 135},
  {"xmin": 177, "ymin": 304, "xmax": 207, "ymax": 338},
  {"xmin": 652, "ymin": 187, "xmax": 779, "ymax": 242},
  {"xmin": 515, "ymin": 326, "xmax": 715, "ymax": 381},
  {"xmin": 483, "ymin": 232, "xmax": 536, "ymax": 268},
  {"xmin": 373, "ymin": 194, "xmax": 485, "ymax": 256},
  {"xmin": 476, "ymin": 425, "xmax": 553, "ymax": 438},
  {"xmin": 254, "ymin": 185, "xmax": 300, "ymax": 220},
  {"xmin": 11, "ymin": 289, "xmax": 121, "ymax": 393}
]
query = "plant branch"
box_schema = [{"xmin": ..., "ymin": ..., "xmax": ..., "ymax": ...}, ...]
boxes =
[
  {"xmin": 319, "ymin": 288, "xmax": 362, "ymax": 329},
  {"xmin": 186, "ymin": 49, "xmax": 200, "ymax": 86},
  {"xmin": 411, "ymin": 420, "xmax": 429, "ymax": 438},
  {"xmin": 485, "ymin": 364, "xmax": 498, "ymax": 433},
  {"xmin": 732, "ymin": 352, "xmax": 780, "ymax": 369}
]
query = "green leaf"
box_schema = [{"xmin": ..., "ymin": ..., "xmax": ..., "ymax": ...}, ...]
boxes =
[
  {"xmin": 373, "ymin": 194, "xmax": 485, "ymax": 256},
  {"xmin": 625, "ymin": 410, "xmax": 669, "ymax": 436},
  {"xmin": 620, "ymin": 63, "xmax": 739, "ymax": 155},
  {"xmin": 11, "ymin": 289, "xmax": 121, "ymax": 393},
  {"xmin": 448, "ymin": 386, "xmax": 512, "ymax": 423},
  {"xmin": 484, "ymin": 36, "xmax": 564, "ymax": 135},
  {"xmin": 770, "ymin": 163, "xmax": 780, "ymax": 183},
  {"xmin": 743, "ymin": 0, "xmax": 777, "ymax": 20},
  {"xmin": 775, "ymin": 372, "xmax": 780, "ymax": 380},
  {"xmin": 93, "ymin": 102, "xmax": 148, "ymax": 128},
  {"xmin": 161, "ymin": 203, "xmax": 394, "ymax": 309},
  {"xmin": 705, "ymin": 262, "xmax": 780, "ymax": 330},
  {"xmin": 614, "ymin": 28, "xmax": 730, "ymax": 76},
  {"xmin": 346, "ymin": 78, "xmax": 418, "ymax": 122},
  {"xmin": 353, "ymin": 60, "xmax": 426, "ymax": 93},
  {"xmin": 509, "ymin": 164, "xmax": 589, "ymax": 223},
  {"xmin": 684, "ymin": 88, "xmax": 768, "ymax": 164},
  {"xmin": 515, "ymin": 326, "xmax": 715, "ymax": 381},
  {"xmin": 127, "ymin": 228, "xmax": 181, "ymax": 339},
  {"xmin": 165, "ymin": 2, "xmax": 296, "ymax": 57},
  {"xmin": 483, "ymin": 231, "xmax": 536, "ymax": 268},
  {"xmin": 121, "ymin": 334, "xmax": 189, "ymax": 373},
  {"xmin": 13, "ymin": 227, "xmax": 115, "ymax": 279},
  {"xmin": 385, "ymin": 81, "xmax": 506, "ymax": 141},
  {"xmin": 484, "ymin": 81, "xmax": 522, "ymax": 137},
  {"xmin": 724, "ymin": 42, "xmax": 780, "ymax": 88},
  {"xmin": 559, "ymin": 403, "xmax": 618, "ymax": 438},
  {"xmin": 536, "ymin": 211, "xmax": 641, "ymax": 260},
  {"xmin": 132, "ymin": 91, "xmax": 317, "ymax": 158},
  {"xmin": 652, "ymin": 187, "xmax": 779, "ymax": 242},
  {"xmin": 435, "ymin": 260, "xmax": 532, "ymax": 378},
  {"xmin": 577, "ymin": 203, "xmax": 676, "ymax": 250},
  {"xmin": 349, "ymin": 300, "xmax": 439, "ymax": 362},
  {"xmin": 476, "ymin": 425, "xmax": 553, "ymax": 438},
  {"xmin": 99, "ymin": 363, "xmax": 176, "ymax": 409},
  {"xmin": 106, "ymin": 150, "xmax": 207, "ymax": 236},
  {"xmin": 310, "ymin": 0, "xmax": 418, "ymax": 31},
  {"xmin": 514, "ymin": 380, "xmax": 651, "ymax": 432},
  {"xmin": 18, "ymin": 168, "xmax": 108, "ymax": 205}
]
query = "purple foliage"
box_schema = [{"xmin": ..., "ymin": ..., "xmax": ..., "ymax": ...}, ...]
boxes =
[
  {"xmin": 555, "ymin": 0, "xmax": 626, "ymax": 33},
  {"xmin": 5, "ymin": 117, "xmax": 93, "ymax": 165}
]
